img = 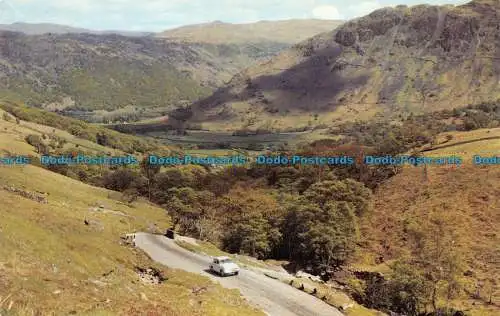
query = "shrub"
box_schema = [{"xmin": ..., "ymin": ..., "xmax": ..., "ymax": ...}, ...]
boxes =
[
  {"xmin": 24, "ymin": 134, "xmax": 47, "ymax": 154},
  {"xmin": 102, "ymin": 169, "xmax": 140, "ymax": 192},
  {"xmin": 2, "ymin": 112, "xmax": 10, "ymax": 121}
]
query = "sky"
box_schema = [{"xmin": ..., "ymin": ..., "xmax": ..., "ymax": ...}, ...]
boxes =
[{"xmin": 0, "ymin": 0, "xmax": 472, "ymax": 32}]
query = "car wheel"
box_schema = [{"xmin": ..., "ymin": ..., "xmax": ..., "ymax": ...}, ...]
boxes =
[
  {"xmin": 234, "ymin": 271, "xmax": 239, "ymax": 276},
  {"xmin": 220, "ymin": 270, "xmax": 225, "ymax": 277}
]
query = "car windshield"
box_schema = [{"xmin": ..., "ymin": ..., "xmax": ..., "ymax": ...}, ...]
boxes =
[{"xmin": 220, "ymin": 259, "xmax": 233, "ymax": 264}]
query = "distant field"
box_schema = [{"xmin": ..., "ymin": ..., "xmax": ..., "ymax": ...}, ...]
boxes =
[
  {"xmin": 420, "ymin": 128, "xmax": 500, "ymax": 162},
  {"xmin": 184, "ymin": 149, "xmax": 261, "ymax": 157},
  {"xmin": 144, "ymin": 128, "xmax": 336, "ymax": 150}
]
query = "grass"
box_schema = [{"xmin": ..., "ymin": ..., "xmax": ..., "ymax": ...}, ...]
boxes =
[
  {"xmin": 420, "ymin": 127, "xmax": 500, "ymax": 163},
  {"xmin": 0, "ymin": 117, "xmax": 264, "ymax": 315},
  {"xmin": 0, "ymin": 109, "xmax": 123, "ymax": 157},
  {"xmin": 0, "ymin": 101, "xmax": 176, "ymax": 155}
]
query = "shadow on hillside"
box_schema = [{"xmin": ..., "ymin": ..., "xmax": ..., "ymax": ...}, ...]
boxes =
[{"xmin": 186, "ymin": 41, "xmax": 370, "ymax": 122}]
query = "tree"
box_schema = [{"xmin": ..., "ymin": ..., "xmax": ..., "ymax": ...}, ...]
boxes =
[
  {"xmin": 362, "ymin": 261, "xmax": 430, "ymax": 315},
  {"xmin": 25, "ymin": 134, "xmax": 50, "ymax": 154},
  {"xmin": 102, "ymin": 169, "xmax": 139, "ymax": 192},
  {"xmin": 195, "ymin": 205, "xmax": 221, "ymax": 242},
  {"xmin": 281, "ymin": 179, "xmax": 367, "ymax": 273},
  {"xmin": 483, "ymin": 278, "xmax": 496, "ymax": 305},
  {"xmin": 224, "ymin": 212, "xmax": 272, "ymax": 258},
  {"xmin": 388, "ymin": 261, "xmax": 430, "ymax": 315},
  {"xmin": 406, "ymin": 205, "xmax": 465, "ymax": 313},
  {"xmin": 302, "ymin": 179, "xmax": 372, "ymax": 216},
  {"xmin": 69, "ymin": 125, "xmax": 85, "ymax": 137},
  {"xmin": 285, "ymin": 201, "xmax": 359, "ymax": 272},
  {"xmin": 219, "ymin": 188, "xmax": 283, "ymax": 259},
  {"xmin": 96, "ymin": 133, "xmax": 109, "ymax": 146},
  {"xmin": 153, "ymin": 168, "xmax": 188, "ymax": 201},
  {"xmin": 140, "ymin": 155, "xmax": 161, "ymax": 200},
  {"xmin": 375, "ymin": 131, "xmax": 406, "ymax": 156},
  {"xmin": 164, "ymin": 187, "xmax": 216, "ymax": 237}
]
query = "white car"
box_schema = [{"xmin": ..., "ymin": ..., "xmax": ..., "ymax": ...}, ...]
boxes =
[{"xmin": 209, "ymin": 256, "xmax": 240, "ymax": 276}]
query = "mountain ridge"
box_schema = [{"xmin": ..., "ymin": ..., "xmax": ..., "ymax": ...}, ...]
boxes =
[
  {"xmin": 175, "ymin": 0, "xmax": 500, "ymax": 132},
  {"xmin": 0, "ymin": 20, "xmax": 345, "ymax": 122},
  {"xmin": 0, "ymin": 31, "xmax": 290, "ymax": 122},
  {"xmin": 157, "ymin": 19, "xmax": 344, "ymax": 44},
  {"xmin": 0, "ymin": 22, "xmax": 153, "ymax": 37}
]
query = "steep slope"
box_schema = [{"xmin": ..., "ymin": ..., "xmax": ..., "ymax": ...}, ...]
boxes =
[
  {"xmin": 158, "ymin": 20, "xmax": 344, "ymax": 44},
  {"xmin": 351, "ymin": 126, "xmax": 500, "ymax": 315},
  {"xmin": 181, "ymin": 0, "xmax": 500, "ymax": 132}
]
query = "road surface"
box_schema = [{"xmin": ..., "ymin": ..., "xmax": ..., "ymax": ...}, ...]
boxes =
[{"xmin": 134, "ymin": 233, "xmax": 344, "ymax": 316}]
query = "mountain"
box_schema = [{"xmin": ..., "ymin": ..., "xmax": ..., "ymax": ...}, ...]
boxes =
[
  {"xmin": 158, "ymin": 19, "xmax": 344, "ymax": 44},
  {"xmin": 0, "ymin": 22, "xmax": 153, "ymax": 37},
  {"xmin": 0, "ymin": 31, "xmax": 295, "ymax": 123},
  {"xmin": 177, "ymin": 0, "xmax": 500, "ymax": 132},
  {"xmin": 0, "ymin": 20, "xmax": 345, "ymax": 123}
]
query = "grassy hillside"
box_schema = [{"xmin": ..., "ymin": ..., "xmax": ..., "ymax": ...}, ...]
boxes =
[
  {"xmin": 178, "ymin": 0, "xmax": 500, "ymax": 132},
  {"xmin": 0, "ymin": 100, "xmax": 176, "ymax": 155},
  {"xmin": 158, "ymin": 20, "xmax": 344, "ymax": 44},
  {"xmin": 0, "ymin": 111, "xmax": 263, "ymax": 315},
  {"xmin": 354, "ymin": 128, "xmax": 500, "ymax": 316}
]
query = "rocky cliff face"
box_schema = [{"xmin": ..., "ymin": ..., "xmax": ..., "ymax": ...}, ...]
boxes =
[{"xmin": 187, "ymin": 0, "xmax": 500, "ymax": 131}]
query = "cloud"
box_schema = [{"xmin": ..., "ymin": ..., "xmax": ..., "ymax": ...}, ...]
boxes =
[{"xmin": 312, "ymin": 5, "xmax": 343, "ymax": 20}]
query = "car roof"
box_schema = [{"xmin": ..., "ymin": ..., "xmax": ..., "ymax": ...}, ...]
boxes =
[{"xmin": 214, "ymin": 256, "xmax": 231, "ymax": 260}]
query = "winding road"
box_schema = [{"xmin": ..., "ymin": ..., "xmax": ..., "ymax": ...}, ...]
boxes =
[{"xmin": 134, "ymin": 233, "xmax": 344, "ymax": 316}]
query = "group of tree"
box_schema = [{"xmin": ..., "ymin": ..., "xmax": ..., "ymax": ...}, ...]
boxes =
[
  {"xmin": 98, "ymin": 157, "xmax": 373, "ymax": 275},
  {"xmin": 357, "ymin": 205, "xmax": 466, "ymax": 316},
  {"xmin": 331, "ymin": 99, "xmax": 500, "ymax": 153},
  {"xmin": 15, "ymin": 98, "xmax": 500, "ymax": 315}
]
